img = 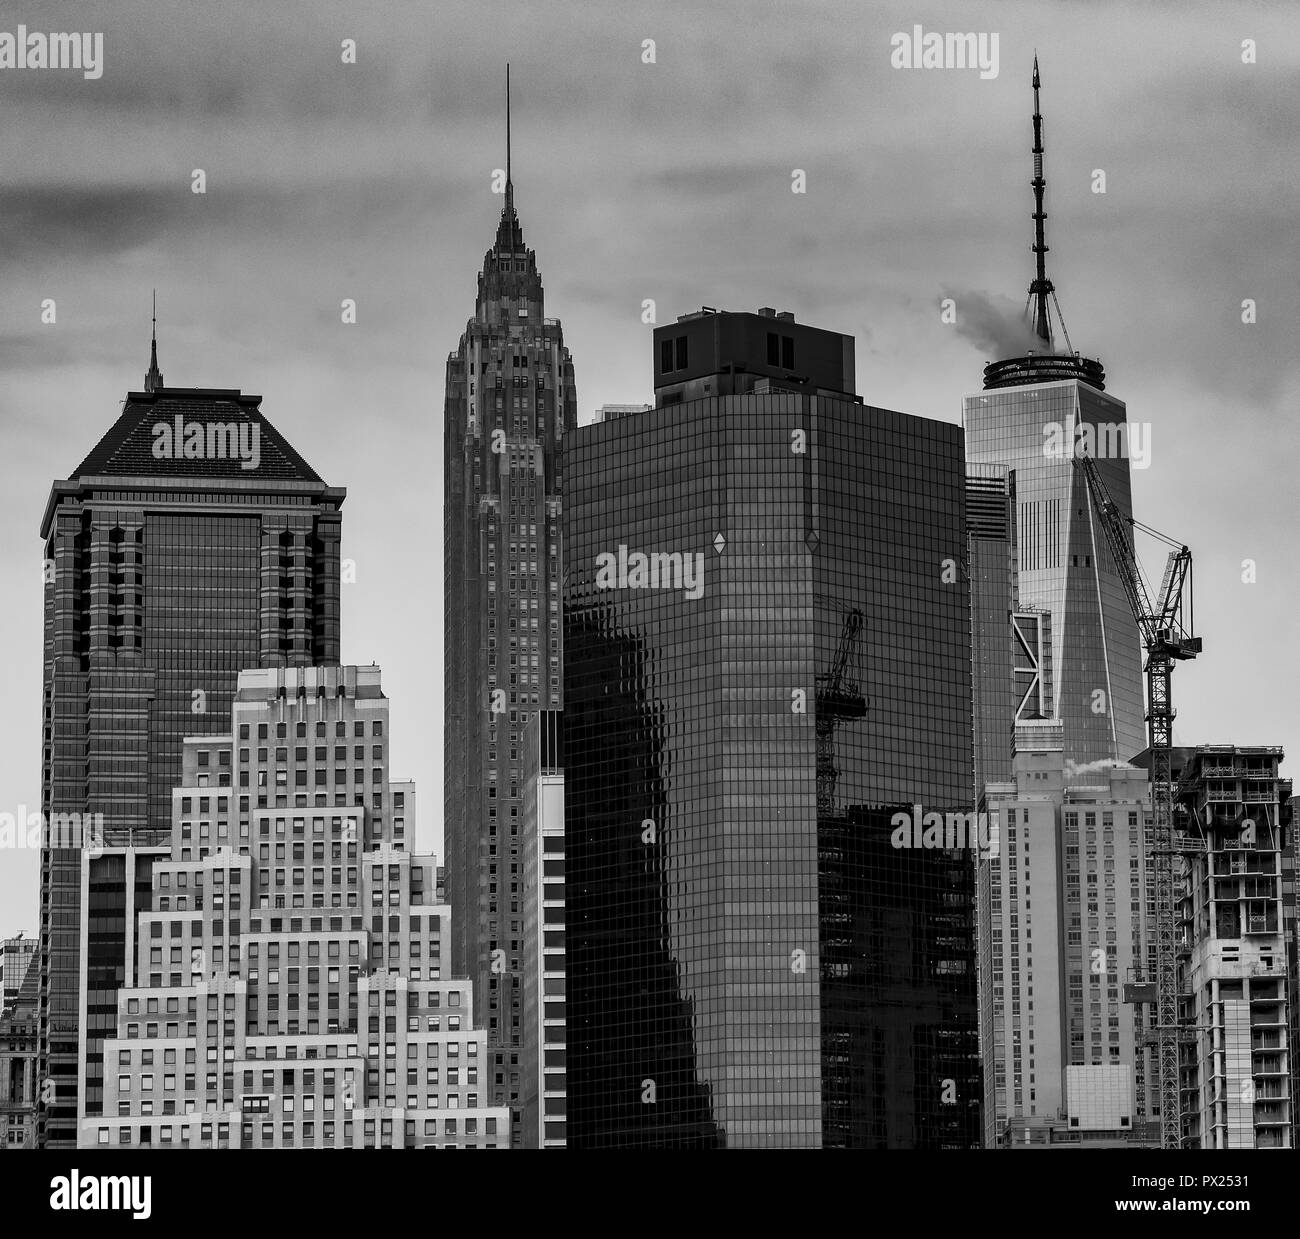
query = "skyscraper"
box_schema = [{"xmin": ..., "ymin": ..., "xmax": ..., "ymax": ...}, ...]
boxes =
[
  {"xmin": 963, "ymin": 58, "xmax": 1145, "ymax": 767},
  {"xmin": 79, "ymin": 665, "xmax": 508, "ymax": 1150},
  {"xmin": 443, "ymin": 71, "xmax": 577, "ymax": 1144},
  {"xmin": 564, "ymin": 307, "xmax": 978, "ymax": 1147},
  {"xmin": 37, "ymin": 340, "xmax": 343, "ymax": 1146},
  {"xmin": 966, "ymin": 57, "xmax": 1162, "ymax": 1148}
]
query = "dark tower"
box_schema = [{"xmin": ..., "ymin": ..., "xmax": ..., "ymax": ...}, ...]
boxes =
[
  {"xmin": 443, "ymin": 69, "xmax": 577, "ymax": 1146},
  {"xmin": 565, "ymin": 309, "xmax": 978, "ymax": 1146},
  {"xmin": 36, "ymin": 334, "xmax": 344, "ymax": 1147},
  {"xmin": 983, "ymin": 57, "xmax": 1106, "ymax": 392}
]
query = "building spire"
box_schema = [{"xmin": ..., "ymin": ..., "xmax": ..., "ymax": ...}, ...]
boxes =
[
  {"xmin": 1029, "ymin": 53, "xmax": 1053, "ymax": 345},
  {"xmin": 504, "ymin": 63, "xmax": 514, "ymax": 218},
  {"xmin": 144, "ymin": 289, "xmax": 164, "ymax": 392},
  {"xmin": 492, "ymin": 64, "xmax": 525, "ymax": 255}
]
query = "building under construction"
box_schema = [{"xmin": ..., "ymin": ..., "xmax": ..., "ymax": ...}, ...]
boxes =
[{"xmin": 1172, "ymin": 745, "xmax": 1294, "ymax": 1149}]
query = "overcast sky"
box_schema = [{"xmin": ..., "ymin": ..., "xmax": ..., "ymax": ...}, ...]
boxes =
[{"xmin": 1, "ymin": 0, "xmax": 1297, "ymax": 937}]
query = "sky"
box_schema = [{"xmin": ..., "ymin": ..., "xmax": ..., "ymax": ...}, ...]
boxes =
[{"xmin": 1, "ymin": 0, "xmax": 1297, "ymax": 937}]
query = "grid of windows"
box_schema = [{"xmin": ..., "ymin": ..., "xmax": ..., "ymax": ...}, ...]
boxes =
[
  {"xmin": 38, "ymin": 403, "xmax": 343, "ymax": 1147},
  {"xmin": 564, "ymin": 387, "xmax": 977, "ymax": 1147},
  {"xmin": 443, "ymin": 194, "xmax": 577, "ymax": 1144},
  {"xmin": 963, "ymin": 381, "xmax": 1145, "ymax": 765},
  {"xmin": 80, "ymin": 667, "xmax": 507, "ymax": 1149}
]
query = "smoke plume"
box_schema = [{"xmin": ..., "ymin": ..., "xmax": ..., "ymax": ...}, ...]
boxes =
[{"xmin": 944, "ymin": 288, "xmax": 1048, "ymax": 359}]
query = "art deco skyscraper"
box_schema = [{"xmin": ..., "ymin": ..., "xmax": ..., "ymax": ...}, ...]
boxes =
[
  {"xmin": 37, "ymin": 336, "xmax": 343, "ymax": 1147},
  {"xmin": 443, "ymin": 72, "xmax": 577, "ymax": 1144}
]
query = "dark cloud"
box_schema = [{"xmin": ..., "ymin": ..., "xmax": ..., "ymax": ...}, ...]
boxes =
[{"xmin": 3, "ymin": 0, "xmax": 1300, "ymax": 936}]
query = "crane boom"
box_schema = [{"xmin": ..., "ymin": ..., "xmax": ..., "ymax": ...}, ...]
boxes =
[{"xmin": 1075, "ymin": 452, "xmax": 1201, "ymax": 1149}]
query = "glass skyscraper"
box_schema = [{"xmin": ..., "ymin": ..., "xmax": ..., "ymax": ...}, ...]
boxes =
[
  {"xmin": 964, "ymin": 381, "xmax": 1145, "ymax": 766},
  {"xmin": 563, "ymin": 308, "xmax": 979, "ymax": 1147},
  {"xmin": 442, "ymin": 160, "xmax": 577, "ymax": 1144},
  {"xmin": 37, "ymin": 355, "xmax": 342, "ymax": 1147}
]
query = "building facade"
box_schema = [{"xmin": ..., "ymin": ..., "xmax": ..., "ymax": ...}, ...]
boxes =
[
  {"xmin": 979, "ymin": 740, "xmax": 1159, "ymax": 1147},
  {"xmin": 519, "ymin": 709, "xmax": 565, "ymax": 1147},
  {"xmin": 2, "ymin": 937, "xmax": 37, "ymax": 1011},
  {"xmin": 442, "ymin": 161, "xmax": 576, "ymax": 1145},
  {"xmin": 38, "ymin": 361, "xmax": 343, "ymax": 1146},
  {"xmin": 967, "ymin": 464, "xmax": 1019, "ymax": 805},
  {"xmin": 563, "ymin": 307, "xmax": 978, "ymax": 1147},
  {"xmin": 1174, "ymin": 745, "xmax": 1292, "ymax": 1149},
  {"xmin": 79, "ymin": 665, "xmax": 507, "ymax": 1149},
  {"xmin": 0, "ymin": 943, "xmax": 39, "ymax": 1149},
  {"xmin": 963, "ymin": 380, "xmax": 1145, "ymax": 767}
]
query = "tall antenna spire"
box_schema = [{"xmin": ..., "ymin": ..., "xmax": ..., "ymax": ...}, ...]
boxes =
[
  {"xmin": 1028, "ymin": 54, "xmax": 1053, "ymax": 345},
  {"xmin": 504, "ymin": 63, "xmax": 514, "ymax": 217},
  {"xmin": 144, "ymin": 288, "xmax": 164, "ymax": 392},
  {"xmin": 984, "ymin": 56, "xmax": 1105, "ymax": 390}
]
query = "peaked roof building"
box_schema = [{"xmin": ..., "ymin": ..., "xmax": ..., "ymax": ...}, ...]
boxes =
[{"xmin": 36, "ymin": 333, "xmax": 345, "ymax": 1147}]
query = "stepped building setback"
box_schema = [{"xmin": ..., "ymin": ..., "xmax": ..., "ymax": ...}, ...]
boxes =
[{"xmin": 79, "ymin": 666, "xmax": 507, "ymax": 1149}]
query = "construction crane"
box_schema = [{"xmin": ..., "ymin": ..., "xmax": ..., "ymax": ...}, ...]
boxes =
[
  {"xmin": 815, "ymin": 609, "xmax": 867, "ymax": 817},
  {"xmin": 1075, "ymin": 453, "xmax": 1201, "ymax": 1149}
]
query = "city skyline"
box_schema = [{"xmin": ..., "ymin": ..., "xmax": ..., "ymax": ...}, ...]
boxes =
[{"xmin": 2, "ymin": 0, "xmax": 1297, "ymax": 970}]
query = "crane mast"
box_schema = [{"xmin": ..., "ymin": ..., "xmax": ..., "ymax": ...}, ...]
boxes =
[
  {"xmin": 815, "ymin": 609, "xmax": 867, "ymax": 817},
  {"xmin": 1075, "ymin": 452, "xmax": 1201, "ymax": 1148}
]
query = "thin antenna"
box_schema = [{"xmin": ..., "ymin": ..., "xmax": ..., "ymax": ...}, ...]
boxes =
[
  {"xmin": 144, "ymin": 289, "xmax": 164, "ymax": 392},
  {"xmin": 1029, "ymin": 53, "xmax": 1053, "ymax": 346}
]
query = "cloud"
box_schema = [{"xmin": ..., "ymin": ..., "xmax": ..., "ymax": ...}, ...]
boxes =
[{"xmin": 942, "ymin": 288, "xmax": 1050, "ymax": 361}]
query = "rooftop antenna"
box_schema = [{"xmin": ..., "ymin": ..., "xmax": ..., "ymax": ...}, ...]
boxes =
[
  {"xmin": 1025, "ymin": 56, "xmax": 1077, "ymax": 356},
  {"xmin": 1029, "ymin": 55, "xmax": 1052, "ymax": 345},
  {"xmin": 504, "ymin": 63, "xmax": 514, "ymax": 217},
  {"xmin": 144, "ymin": 288, "xmax": 164, "ymax": 392}
]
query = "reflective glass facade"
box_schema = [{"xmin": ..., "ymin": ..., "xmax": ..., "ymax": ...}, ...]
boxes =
[
  {"xmin": 564, "ymin": 366, "xmax": 978, "ymax": 1146},
  {"xmin": 38, "ymin": 387, "xmax": 342, "ymax": 1146},
  {"xmin": 963, "ymin": 381, "xmax": 1145, "ymax": 765}
]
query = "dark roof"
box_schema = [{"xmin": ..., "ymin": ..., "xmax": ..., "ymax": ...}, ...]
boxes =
[{"xmin": 71, "ymin": 388, "xmax": 324, "ymax": 483}]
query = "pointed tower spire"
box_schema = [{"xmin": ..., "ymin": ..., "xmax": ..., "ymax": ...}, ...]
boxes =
[
  {"xmin": 984, "ymin": 56, "xmax": 1105, "ymax": 390},
  {"xmin": 144, "ymin": 289, "xmax": 164, "ymax": 392},
  {"xmin": 493, "ymin": 64, "xmax": 525, "ymax": 254},
  {"xmin": 1029, "ymin": 54, "xmax": 1053, "ymax": 345}
]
